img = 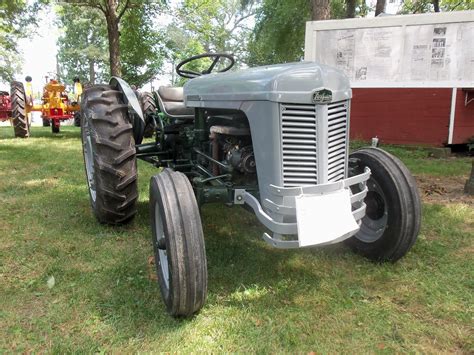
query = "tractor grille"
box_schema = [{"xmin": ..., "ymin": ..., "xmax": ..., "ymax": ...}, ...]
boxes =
[
  {"xmin": 281, "ymin": 103, "xmax": 318, "ymax": 187},
  {"xmin": 327, "ymin": 101, "xmax": 348, "ymax": 182},
  {"xmin": 280, "ymin": 101, "xmax": 349, "ymax": 187}
]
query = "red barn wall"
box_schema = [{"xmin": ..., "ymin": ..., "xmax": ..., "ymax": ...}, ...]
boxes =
[
  {"xmin": 453, "ymin": 89, "xmax": 474, "ymax": 145},
  {"xmin": 349, "ymin": 88, "xmax": 473, "ymax": 147}
]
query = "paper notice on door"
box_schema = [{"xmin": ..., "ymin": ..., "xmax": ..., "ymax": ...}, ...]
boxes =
[{"xmin": 295, "ymin": 189, "xmax": 359, "ymax": 247}]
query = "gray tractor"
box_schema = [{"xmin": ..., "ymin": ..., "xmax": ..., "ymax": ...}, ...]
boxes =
[{"xmin": 80, "ymin": 53, "xmax": 421, "ymax": 317}]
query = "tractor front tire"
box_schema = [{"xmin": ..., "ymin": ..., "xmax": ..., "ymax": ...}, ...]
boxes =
[
  {"xmin": 74, "ymin": 112, "xmax": 81, "ymax": 127},
  {"xmin": 10, "ymin": 81, "xmax": 29, "ymax": 138},
  {"xmin": 52, "ymin": 121, "xmax": 60, "ymax": 134},
  {"xmin": 141, "ymin": 92, "xmax": 157, "ymax": 138},
  {"xmin": 42, "ymin": 117, "xmax": 50, "ymax": 127},
  {"xmin": 346, "ymin": 148, "xmax": 421, "ymax": 262},
  {"xmin": 150, "ymin": 169, "xmax": 207, "ymax": 317},
  {"xmin": 81, "ymin": 85, "xmax": 138, "ymax": 224}
]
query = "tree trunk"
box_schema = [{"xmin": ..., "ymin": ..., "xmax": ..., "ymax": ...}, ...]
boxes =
[
  {"xmin": 106, "ymin": 12, "xmax": 121, "ymax": 77},
  {"xmin": 375, "ymin": 0, "xmax": 386, "ymax": 16},
  {"xmin": 311, "ymin": 0, "xmax": 331, "ymax": 21},
  {"xmin": 433, "ymin": 0, "xmax": 440, "ymax": 12},
  {"xmin": 89, "ymin": 59, "xmax": 96, "ymax": 84},
  {"xmin": 56, "ymin": 54, "xmax": 61, "ymax": 82},
  {"xmin": 346, "ymin": 0, "xmax": 357, "ymax": 18}
]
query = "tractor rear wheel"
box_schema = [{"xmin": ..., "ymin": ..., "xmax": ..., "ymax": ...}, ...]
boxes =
[
  {"xmin": 81, "ymin": 85, "xmax": 138, "ymax": 224},
  {"xmin": 150, "ymin": 169, "xmax": 207, "ymax": 317},
  {"xmin": 140, "ymin": 92, "xmax": 157, "ymax": 138},
  {"xmin": 346, "ymin": 148, "xmax": 421, "ymax": 262},
  {"xmin": 10, "ymin": 81, "xmax": 29, "ymax": 138}
]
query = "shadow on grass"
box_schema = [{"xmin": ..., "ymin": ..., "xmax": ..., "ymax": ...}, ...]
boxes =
[
  {"xmin": 0, "ymin": 126, "xmax": 81, "ymax": 140},
  {"xmin": 84, "ymin": 199, "xmax": 355, "ymax": 337},
  {"xmin": 1, "ymin": 138, "xmax": 356, "ymax": 337}
]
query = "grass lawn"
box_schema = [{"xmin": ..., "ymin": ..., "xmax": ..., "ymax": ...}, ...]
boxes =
[{"xmin": 0, "ymin": 127, "xmax": 473, "ymax": 352}]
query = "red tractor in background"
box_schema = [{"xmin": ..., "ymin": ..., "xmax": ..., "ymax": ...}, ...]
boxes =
[{"xmin": 0, "ymin": 90, "xmax": 12, "ymax": 121}]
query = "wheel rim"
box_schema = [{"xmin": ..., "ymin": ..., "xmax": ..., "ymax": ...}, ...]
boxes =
[
  {"xmin": 154, "ymin": 202, "xmax": 169, "ymax": 290},
  {"xmin": 357, "ymin": 178, "xmax": 388, "ymax": 243},
  {"xmin": 83, "ymin": 117, "xmax": 96, "ymax": 202}
]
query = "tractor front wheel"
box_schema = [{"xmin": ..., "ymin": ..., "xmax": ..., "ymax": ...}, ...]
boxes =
[
  {"xmin": 150, "ymin": 169, "xmax": 207, "ymax": 317},
  {"xmin": 81, "ymin": 85, "xmax": 138, "ymax": 224},
  {"xmin": 346, "ymin": 148, "xmax": 421, "ymax": 262},
  {"xmin": 74, "ymin": 112, "xmax": 81, "ymax": 127},
  {"xmin": 42, "ymin": 117, "xmax": 50, "ymax": 127},
  {"xmin": 10, "ymin": 81, "xmax": 29, "ymax": 138},
  {"xmin": 51, "ymin": 120, "xmax": 60, "ymax": 133}
]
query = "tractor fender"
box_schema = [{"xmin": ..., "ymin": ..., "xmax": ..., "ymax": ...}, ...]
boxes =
[{"xmin": 109, "ymin": 76, "xmax": 145, "ymax": 144}]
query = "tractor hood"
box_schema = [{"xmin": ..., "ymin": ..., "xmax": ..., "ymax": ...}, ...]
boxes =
[{"xmin": 184, "ymin": 61, "xmax": 351, "ymax": 106}]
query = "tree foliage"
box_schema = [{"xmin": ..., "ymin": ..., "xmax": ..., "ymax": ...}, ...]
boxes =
[
  {"xmin": 246, "ymin": 0, "xmax": 310, "ymax": 66},
  {"xmin": 62, "ymin": 0, "xmax": 165, "ymax": 77},
  {"xmin": 120, "ymin": 4, "xmax": 165, "ymax": 87},
  {"xmin": 166, "ymin": 0, "xmax": 256, "ymax": 72},
  {"xmin": 57, "ymin": 1, "xmax": 165, "ymax": 87},
  {"xmin": 56, "ymin": 5, "xmax": 108, "ymax": 84},
  {"xmin": 0, "ymin": 0, "xmax": 46, "ymax": 82},
  {"xmin": 246, "ymin": 0, "xmax": 368, "ymax": 66}
]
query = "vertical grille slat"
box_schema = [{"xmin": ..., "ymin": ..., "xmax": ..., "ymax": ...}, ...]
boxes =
[
  {"xmin": 281, "ymin": 103, "xmax": 317, "ymax": 187},
  {"xmin": 280, "ymin": 100, "xmax": 349, "ymax": 187},
  {"xmin": 327, "ymin": 101, "xmax": 348, "ymax": 182}
]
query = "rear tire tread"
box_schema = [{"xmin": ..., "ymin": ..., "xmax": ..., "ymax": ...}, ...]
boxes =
[
  {"xmin": 81, "ymin": 85, "xmax": 138, "ymax": 225},
  {"xmin": 140, "ymin": 92, "xmax": 157, "ymax": 138},
  {"xmin": 10, "ymin": 81, "xmax": 29, "ymax": 138}
]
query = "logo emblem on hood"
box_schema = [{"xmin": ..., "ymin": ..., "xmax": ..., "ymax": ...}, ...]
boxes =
[{"xmin": 312, "ymin": 89, "xmax": 332, "ymax": 104}]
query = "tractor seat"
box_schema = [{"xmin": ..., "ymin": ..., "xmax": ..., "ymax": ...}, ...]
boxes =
[{"xmin": 156, "ymin": 86, "xmax": 194, "ymax": 118}]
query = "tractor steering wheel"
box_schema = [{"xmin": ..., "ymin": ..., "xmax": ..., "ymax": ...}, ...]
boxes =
[{"xmin": 176, "ymin": 53, "xmax": 235, "ymax": 79}]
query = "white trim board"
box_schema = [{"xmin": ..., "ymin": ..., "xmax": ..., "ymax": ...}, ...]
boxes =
[{"xmin": 448, "ymin": 87, "xmax": 457, "ymax": 145}]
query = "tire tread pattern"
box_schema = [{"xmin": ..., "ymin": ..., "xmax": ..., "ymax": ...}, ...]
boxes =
[
  {"xmin": 347, "ymin": 147, "xmax": 421, "ymax": 262},
  {"xmin": 10, "ymin": 81, "xmax": 29, "ymax": 138},
  {"xmin": 150, "ymin": 169, "xmax": 207, "ymax": 317},
  {"xmin": 81, "ymin": 84, "xmax": 138, "ymax": 224},
  {"xmin": 140, "ymin": 92, "xmax": 157, "ymax": 138}
]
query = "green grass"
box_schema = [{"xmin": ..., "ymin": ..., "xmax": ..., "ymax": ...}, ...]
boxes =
[
  {"xmin": 351, "ymin": 140, "xmax": 472, "ymax": 176},
  {"xmin": 1, "ymin": 127, "xmax": 473, "ymax": 352}
]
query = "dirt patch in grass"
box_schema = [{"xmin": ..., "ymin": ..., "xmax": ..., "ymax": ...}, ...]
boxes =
[{"xmin": 415, "ymin": 174, "xmax": 474, "ymax": 205}]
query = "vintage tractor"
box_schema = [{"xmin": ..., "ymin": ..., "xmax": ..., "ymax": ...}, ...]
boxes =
[
  {"xmin": 80, "ymin": 53, "xmax": 421, "ymax": 317},
  {"xmin": 11, "ymin": 77, "xmax": 81, "ymax": 134},
  {"xmin": 37, "ymin": 77, "xmax": 81, "ymax": 133}
]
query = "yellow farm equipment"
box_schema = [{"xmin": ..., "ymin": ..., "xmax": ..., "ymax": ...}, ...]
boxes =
[
  {"xmin": 10, "ymin": 76, "xmax": 82, "ymax": 136},
  {"xmin": 34, "ymin": 77, "xmax": 81, "ymax": 133}
]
